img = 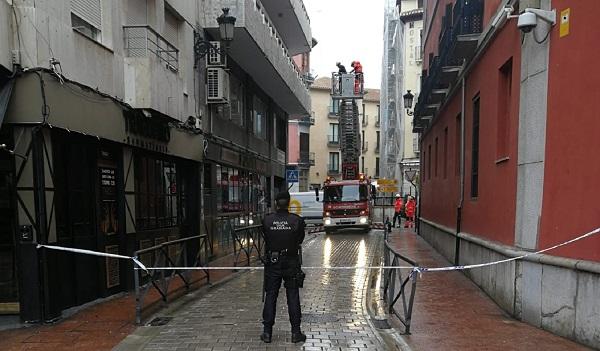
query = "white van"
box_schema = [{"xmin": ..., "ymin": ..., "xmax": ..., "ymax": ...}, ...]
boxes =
[{"xmin": 289, "ymin": 191, "xmax": 323, "ymax": 226}]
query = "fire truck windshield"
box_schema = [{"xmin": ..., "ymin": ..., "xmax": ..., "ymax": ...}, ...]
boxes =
[{"xmin": 323, "ymin": 184, "xmax": 368, "ymax": 202}]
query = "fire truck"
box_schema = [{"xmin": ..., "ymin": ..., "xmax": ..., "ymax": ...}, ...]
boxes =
[{"xmin": 320, "ymin": 69, "xmax": 374, "ymax": 233}]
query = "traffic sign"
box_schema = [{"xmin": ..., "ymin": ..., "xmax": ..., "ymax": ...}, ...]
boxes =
[
  {"xmin": 378, "ymin": 178, "xmax": 398, "ymax": 186},
  {"xmin": 286, "ymin": 169, "xmax": 299, "ymax": 183}
]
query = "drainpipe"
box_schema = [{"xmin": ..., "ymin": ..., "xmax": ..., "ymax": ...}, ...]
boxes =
[{"xmin": 455, "ymin": 76, "xmax": 466, "ymax": 266}]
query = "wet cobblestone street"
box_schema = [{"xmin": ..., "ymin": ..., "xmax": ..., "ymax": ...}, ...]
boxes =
[{"xmin": 116, "ymin": 231, "xmax": 386, "ymax": 351}]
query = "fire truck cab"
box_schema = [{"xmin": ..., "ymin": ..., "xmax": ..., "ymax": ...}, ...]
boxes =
[{"xmin": 320, "ymin": 174, "xmax": 373, "ymax": 233}]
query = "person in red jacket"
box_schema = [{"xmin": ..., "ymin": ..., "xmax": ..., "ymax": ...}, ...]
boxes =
[
  {"xmin": 392, "ymin": 194, "xmax": 403, "ymax": 228},
  {"xmin": 350, "ymin": 61, "xmax": 363, "ymax": 94},
  {"xmin": 404, "ymin": 196, "xmax": 416, "ymax": 228}
]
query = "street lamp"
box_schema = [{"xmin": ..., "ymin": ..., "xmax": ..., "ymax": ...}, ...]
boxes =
[
  {"xmin": 403, "ymin": 90, "xmax": 415, "ymax": 116},
  {"xmin": 405, "ymin": 169, "xmax": 417, "ymax": 183},
  {"xmin": 194, "ymin": 8, "xmax": 237, "ymax": 66}
]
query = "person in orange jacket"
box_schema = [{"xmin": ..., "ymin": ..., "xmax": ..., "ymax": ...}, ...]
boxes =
[
  {"xmin": 404, "ymin": 196, "xmax": 416, "ymax": 228},
  {"xmin": 350, "ymin": 61, "xmax": 363, "ymax": 94},
  {"xmin": 392, "ymin": 194, "xmax": 403, "ymax": 228}
]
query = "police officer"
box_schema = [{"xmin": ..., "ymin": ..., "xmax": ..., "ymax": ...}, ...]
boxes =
[{"xmin": 260, "ymin": 191, "xmax": 306, "ymax": 343}]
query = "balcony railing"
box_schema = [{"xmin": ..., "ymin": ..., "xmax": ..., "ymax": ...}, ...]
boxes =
[
  {"xmin": 328, "ymin": 164, "xmax": 340, "ymax": 175},
  {"xmin": 414, "ymin": 0, "xmax": 483, "ymax": 132},
  {"xmin": 362, "ymin": 141, "xmax": 369, "ymax": 152},
  {"xmin": 328, "ymin": 105, "xmax": 339, "ymax": 118},
  {"xmin": 124, "ymin": 25, "xmax": 179, "ymax": 71},
  {"xmin": 375, "ymin": 144, "xmax": 380, "ymax": 153},
  {"xmin": 375, "ymin": 118, "xmax": 381, "ymax": 127},
  {"xmin": 297, "ymin": 151, "xmax": 315, "ymax": 167},
  {"xmin": 328, "ymin": 135, "xmax": 340, "ymax": 146},
  {"xmin": 362, "ymin": 115, "xmax": 369, "ymax": 127}
]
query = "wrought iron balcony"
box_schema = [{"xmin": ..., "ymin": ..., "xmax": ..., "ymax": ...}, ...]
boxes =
[
  {"xmin": 413, "ymin": 0, "xmax": 483, "ymax": 133},
  {"xmin": 297, "ymin": 151, "xmax": 315, "ymax": 167},
  {"xmin": 328, "ymin": 135, "xmax": 340, "ymax": 146},
  {"xmin": 327, "ymin": 164, "xmax": 340, "ymax": 175}
]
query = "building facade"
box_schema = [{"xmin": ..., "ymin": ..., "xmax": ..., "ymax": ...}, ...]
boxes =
[
  {"xmin": 0, "ymin": 0, "xmax": 312, "ymax": 323},
  {"xmin": 399, "ymin": 1, "xmax": 424, "ymax": 197},
  {"xmin": 414, "ymin": 0, "xmax": 600, "ymax": 348},
  {"xmin": 308, "ymin": 77, "xmax": 381, "ymax": 188}
]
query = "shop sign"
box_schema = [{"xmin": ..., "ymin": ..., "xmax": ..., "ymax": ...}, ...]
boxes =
[{"xmin": 221, "ymin": 148, "xmax": 240, "ymax": 166}]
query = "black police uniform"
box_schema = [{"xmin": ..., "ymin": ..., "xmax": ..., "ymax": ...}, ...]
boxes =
[{"xmin": 261, "ymin": 201, "xmax": 306, "ymax": 339}]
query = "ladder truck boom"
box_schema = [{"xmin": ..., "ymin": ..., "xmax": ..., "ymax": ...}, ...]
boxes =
[{"xmin": 331, "ymin": 72, "xmax": 365, "ymax": 180}]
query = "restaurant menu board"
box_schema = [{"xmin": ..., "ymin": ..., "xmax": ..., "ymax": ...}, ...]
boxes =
[{"xmin": 99, "ymin": 167, "xmax": 118, "ymax": 235}]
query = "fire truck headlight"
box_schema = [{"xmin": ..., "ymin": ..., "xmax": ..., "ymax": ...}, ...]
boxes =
[
  {"xmin": 325, "ymin": 218, "xmax": 332, "ymax": 226},
  {"xmin": 240, "ymin": 219, "xmax": 246, "ymax": 225},
  {"xmin": 248, "ymin": 219, "xmax": 254, "ymax": 225},
  {"xmin": 359, "ymin": 217, "xmax": 368, "ymax": 224}
]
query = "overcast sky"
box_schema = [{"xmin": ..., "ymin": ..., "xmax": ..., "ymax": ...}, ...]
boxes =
[{"xmin": 304, "ymin": 0, "xmax": 385, "ymax": 90}]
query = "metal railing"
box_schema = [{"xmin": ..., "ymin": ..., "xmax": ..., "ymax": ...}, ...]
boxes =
[
  {"xmin": 124, "ymin": 25, "xmax": 179, "ymax": 71},
  {"xmin": 362, "ymin": 115, "xmax": 369, "ymax": 127},
  {"xmin": 382, "ymin": 229, "xmax": 419, "ymax": 334},
  {"xmin": 134, "ymin": 234, "xmax": 210, "ymax": 324},
  {"xmin": 231, "ymin": 225, "xmax": 265, "ymax": 267},
  {"xmin": 362, "ymin": 141, "xmax": 369, "ymax": 152},
  {"xmin": 328, "ymin": 135, "xmax": 340, "ymax": 145}
]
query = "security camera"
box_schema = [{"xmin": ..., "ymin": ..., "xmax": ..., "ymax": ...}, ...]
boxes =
[
  {"xmin": 517, "ymin": 12, "xmax": 537, "ymax": 33},
  {"xmin": 507, "ymin": 8, "xmax": 556, "ymax": 34}
]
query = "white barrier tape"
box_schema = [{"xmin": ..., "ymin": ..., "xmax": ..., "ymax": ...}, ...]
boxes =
[
  {"xmin": 37, "ymin": 244, "xmax": 149, "ymax": 273},
  {"xmin": 38, "ymin": 227, "xmax": 600, "ymax": 274}
]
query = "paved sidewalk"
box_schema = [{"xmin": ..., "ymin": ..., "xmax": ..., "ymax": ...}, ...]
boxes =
[
  {"xmin": 387, "ymin": 228, "xmax": 591, "ymax": 351},
  {"xmin": 116, "ymin": 232, "xmax": 386, "ymax": 351},
  {"xmin": 0, "ymin": 255, "xmax": 242, "ymax": 351}
]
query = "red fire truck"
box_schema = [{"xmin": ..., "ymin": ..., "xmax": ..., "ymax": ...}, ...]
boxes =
[
  {"xmin": 319, "ymin": 69, "xmax": 373, "ymax": 233},
  {"xmin": 321, "ymin": 174, "xmax": 373, "ymax": 233}
]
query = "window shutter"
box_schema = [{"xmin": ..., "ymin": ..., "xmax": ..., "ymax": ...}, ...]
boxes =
[
  {"xmin": 164, "ymin": 10, "xmax": 179, "ymax": 45},
  {"xmin": 127, "ymin": 0, "xmax": 148, "ymax": 25},
  {"xmin": 70, "ymin": 0, "xmax": 102, "ymax": 29}
]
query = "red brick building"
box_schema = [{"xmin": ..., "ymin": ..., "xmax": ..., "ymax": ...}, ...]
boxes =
[{"xmin": 414, "ymin": 1, "xmax": 600, "ymax": 348}]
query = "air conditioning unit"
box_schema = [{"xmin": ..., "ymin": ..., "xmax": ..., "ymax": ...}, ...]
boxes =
[
  {"xmin": 206, "ymin": 41, "xmax": 226, "ymax": 66},
  {"xmin": 206, "ymin": 68, "xmax": 229, "ymax": 104}
]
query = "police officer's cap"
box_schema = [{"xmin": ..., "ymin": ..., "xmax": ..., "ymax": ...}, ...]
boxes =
[{"xmin": 275, "ymin": 191, "xmax": 291, "ymax": 202}]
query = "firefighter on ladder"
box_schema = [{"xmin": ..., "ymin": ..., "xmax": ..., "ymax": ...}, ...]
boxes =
[{"xmin": 350, "ymin": 61, "xmax": 363, "ymax": 94}]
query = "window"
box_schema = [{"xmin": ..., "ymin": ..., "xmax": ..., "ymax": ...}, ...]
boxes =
[
  {"xmin": 428, "ymin": 144, "xmax": 432, "ymax": 180},
  {"xmin": 362, "ymin": 103, "xmax": 366, "ymax": 117},
  {"xmin": 216, "ymin": 165, "xmax": 266, "ymax": 214},
  {"xmin": 435, "ymin": 137, "xmax": 439, "ymax": 177},
  {"xmin": 376, "ymin": 105, "xmax": 380, "ymax": 125},
  {"xmin": 418, "ymin": 0, "xmax": 424, "ymax": 8},
  {"xmin": 362, "ymin": 130, "xmax": 365, "ymax": 149},
  {"xmin": 328, "ymin": 123, "xmax": 339, "ymax": 143},
  {"xmin": 134, "ymin": 155, "xmax": 180, "ymax": 230},
  {"xmin": 376, "ymin": 131, "xmax": 380, "ymax": 151},
  {"xmin": 455, "ymin": 114, "xmax": 461, "ymax": 176},
  {"xmin": 375, "ymin": 157, "xmax": 380, "ymax": 177},
  {"xmin": 361, "ymin": 156, "xmax": 365, "ymax": 173},
  {"xmin": 329, "ymin": 99, "xmax": 339, "ymax": 115},
  {"xmin": 497, "ymin": 58, "xmax": 513, "ymax": 160},
  {"xmin": 444, "ymin": 127, "xmax": 448, "ymax": 179},
  {"xmin": 164, "ymin": 7, "xmax": 180, "ymax": 46},
  {"xmin": 324, "ymin": 185, "xmax": 369, "ymax": 202},
  {"xmin": 229, "ymin": 74, "xmax": 245, "ymax": 126},
  {"xmin": 422, "ymin": 149, "xmax": 426, "ymax": 182},
  {"xmin": 413, "ymin": 134, "xmax": 419, "ymax": 153},
  {"xmin": 71, "ymin": 0, "xmax": 102, "ymax": 41},
  {"xmin": 329, "ymin": 152, "xmax": 340, "ymax": 172},
  {"xmin": 471, "ymin": 96, "xmax": 481, "ymax": 198},
  {"xmin": 253, "ymin": 96, "xmax": 267, "ymax": 139}
]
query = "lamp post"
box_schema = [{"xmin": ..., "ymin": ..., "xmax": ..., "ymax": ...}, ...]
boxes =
[
  {"xmin": 403, "ymin": 90, "xmax": 415, "ymax": 116},
  {"xmin": 194, "ymin": 8, "xmax": 236, "ymax": 66}
]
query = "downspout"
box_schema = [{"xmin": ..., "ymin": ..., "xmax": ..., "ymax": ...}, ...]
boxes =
[{"xmin": 455, "ymin": 76, "xmax": 466, "ymax": 266}]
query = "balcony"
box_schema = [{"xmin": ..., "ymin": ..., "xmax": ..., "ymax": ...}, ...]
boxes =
[
  {"xmin": 201, "ymin": 0, "xmax": 310, "ymax": 115},
  {"xmin": 123, "ymin": 25, "xmax": 185, "ymax": 119},
  {"xmin": 413, "ymin": 0, "xmax": 483, "ymax": 133},
  {"xmin": 327, "ymin": 164, "xmax": 340, "ymax": 175},
  {"xmin": 375, "ymin": 118, "xmax": 380, "ymax": 127},
  {"xmin": 362, "ymin": 141, "xmax": 369, "ymax": 152},
  {"xmin": 297, "ymin": 151, "xmax": 315, "ymax": 168},
  {"xmin": 328, "ymin": 135, "xmax": 340, "ymax": 146},
  {"xmin": 361, "ymin": 115, "xmax": 368, "ymax": 127},
  {"xmin": 328, "ymin": 105, "xmax": 339, "ymax": 118},
  {"xmin": 260, "ymin": 0, "xmax": 312, "ymax": 55}
]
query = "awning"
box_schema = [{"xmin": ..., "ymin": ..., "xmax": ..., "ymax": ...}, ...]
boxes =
[{"xmin": 0, "ymin": 79, "xmax": 15, "ymax": 130}]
